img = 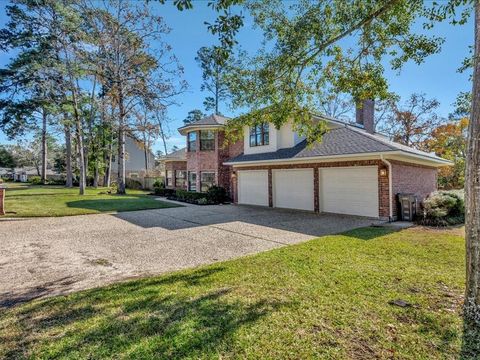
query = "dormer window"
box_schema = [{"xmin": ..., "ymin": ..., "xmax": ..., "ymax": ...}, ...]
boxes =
[
  {"xmin": 187, "ymin": 132, "xmax": 197, "ymax": 152},
  {"xmin": 249, "ymin": 123, "xmax": 269, "ymax": 147}
]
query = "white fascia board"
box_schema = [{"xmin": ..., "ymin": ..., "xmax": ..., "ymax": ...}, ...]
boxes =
[
  {"xmin": 224, "ymin": 152, "xmax": 385, "ymax": 167},
  {"xmin": 224, "ymin": 150, "xmax": 452, "ymax": 167},
  {"xmin": 178, "ymin": 124, "xmax": 224, "ymax": 135}
]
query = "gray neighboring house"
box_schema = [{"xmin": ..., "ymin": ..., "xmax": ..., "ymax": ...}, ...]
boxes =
[{"xmin": 110, "ymin": 135, "xmax": 156, "ymax": 179}]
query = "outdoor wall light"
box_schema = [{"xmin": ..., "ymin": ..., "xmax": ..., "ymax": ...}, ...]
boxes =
[{"xmin": 379, "ymin": 169, "xmax": 387, "ymax": 177}]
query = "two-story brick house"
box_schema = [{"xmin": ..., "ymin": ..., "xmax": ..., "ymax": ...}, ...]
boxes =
[
  {"xmin": 177, "ymin": 114, "xmax": 243, "ymax": 194},
  {"xmin": 176, "ymin": 104, "xmax": 450, "ymax": 220}
]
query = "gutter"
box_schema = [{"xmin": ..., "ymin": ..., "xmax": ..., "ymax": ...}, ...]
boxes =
[
  {"xmin": 380, "ymin": 154, "xmax": 394, "ymax": 222},
  {"xmin": 224, "ymin": 149, "xmax": 452, "ymax": 167}
]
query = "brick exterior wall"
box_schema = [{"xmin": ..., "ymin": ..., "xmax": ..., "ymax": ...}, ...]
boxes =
[
  {"xmin": 231, "ymin": 160, "xmax": 391, "ymax": 219},
  {"xmin": 390, "ymin": 160, "xmax": 438, "ymax": 218},
  {"xmin": 0, "ymin": 188, "xmax": 4, "ymax": 216},
  {"xmin": 186, "ymin": 130, "xmax": 243, "ymax": 194},
  {"xmin": 165, "ymin": 160, "xmax": 187, "ymax": 189}
]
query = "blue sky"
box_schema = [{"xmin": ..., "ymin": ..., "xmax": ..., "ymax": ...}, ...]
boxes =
[{"xmin": 0, "ymin": 1, "xmax": 474, "ymax": 153}]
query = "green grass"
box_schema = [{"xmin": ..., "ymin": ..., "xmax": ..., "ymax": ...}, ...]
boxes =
[
  {"xmin": 1, "ymin": 183, "xmax": 179, "ymax": 217},
  {"xmin": 0, "ymin": 227, "xmax": 467, "ymax": 359}
]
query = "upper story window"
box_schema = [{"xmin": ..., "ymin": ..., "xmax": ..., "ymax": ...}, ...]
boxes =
[
  {"xmin": 187, "ymin": 132, "xmax": 197, "ymax": 152},
  {"xmin": 200, "ymin": 130, "xmax": 215, "ymax": 151},
  {"xmin": 249, "ymin": 123, "xmax": 269, "ymax": 147}
]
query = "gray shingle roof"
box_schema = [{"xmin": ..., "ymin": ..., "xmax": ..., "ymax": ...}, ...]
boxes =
[
  {"xmin": 226, "ymin": 125, "xmax": 448, "ymax": 164},
  {"xmin": 164, "ymin": 147, "xmax": 186, "ymax": 161},
  {"xmin": 181, "ymin": 114, "xmax": 229, "ymax": 127}
]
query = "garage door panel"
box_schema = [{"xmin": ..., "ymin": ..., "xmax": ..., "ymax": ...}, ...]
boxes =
[
  {"xmin": 320, "ymin": 167, "xmax": 379, "ymax": 217},
  {"xmin": 238, "ymin": 170, "xmax": 269, "ymax": 206},
  {"xmin": 273, "ymin": 169, "xmax": 314, "ymax": 211}
]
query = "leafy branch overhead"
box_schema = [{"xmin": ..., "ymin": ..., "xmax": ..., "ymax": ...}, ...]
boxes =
[{"xmin": 221, "ymin": 0, "xmax": 460, "ymax": 140}]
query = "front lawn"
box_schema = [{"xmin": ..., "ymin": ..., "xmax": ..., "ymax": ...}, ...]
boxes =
[
  {"xmin": 1, "ymin": 183, "xmax": 179, "ymax": 217},
  {"xmin": 0, "ymin": 227, "xmax": 467, "ymax": 359}
]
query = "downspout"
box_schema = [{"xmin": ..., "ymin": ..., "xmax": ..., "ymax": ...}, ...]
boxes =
[{"xmin": 380, "ymin": 155, "xmax": 394, "ymax": 222}]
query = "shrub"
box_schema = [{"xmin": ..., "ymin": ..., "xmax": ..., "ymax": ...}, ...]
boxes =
[
  {"xmin": 126, "ymin": 178, "xmax": 143, "ymax": 190},
  {"xmin": 197, "ymin": 197, "xmax": 209, "ymax": 205},
  {"xmin": 418, "ymin": 190, "xmax": 465, "ymax": 226},
  {"xmin": 29, "ymin": 176, "xmax": 43, "ymax": 185},
  {"xmin": 153, "ymin": 179, "xmax": 165, "ymax": 189},
  {"xmin": 206, "ymin": 186, "xmax": 228, "ymax": 204},
  {"xmin": 175, "ymin": 189, "xmax": 206, "ymax": 203},
  {"xmin": 47, "ymin": 178, "xmax": 66, "ymax": 185},
  {"xmin": 154, "ymin": 188, "xmax": 176, "ymax": 197}
]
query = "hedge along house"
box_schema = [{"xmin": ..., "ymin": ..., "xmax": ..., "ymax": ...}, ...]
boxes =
[
  {"xmin": 224, "ymin": 100, "xmax": 451, "ymax": 221},
  {"xmin": 178, "ymin": 114, "xmax": 244, "ymax": 193},
  {"xmin": 163, "ymin": 147, "xmax": 187, "ymax": 189}
]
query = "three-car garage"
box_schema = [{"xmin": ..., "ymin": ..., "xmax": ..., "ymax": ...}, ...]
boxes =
[{"xmin": 236, "ymin": 166, "xmax": 379, "ymax": 218}]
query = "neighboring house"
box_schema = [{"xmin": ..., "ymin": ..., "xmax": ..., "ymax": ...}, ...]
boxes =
[
  {"xmin": 0, "ymin": 167, "xmax": 61, "ymax": 182},
  {"xmin": 110, "ymin": 135, "xmax": 155, "ymax": 179},
  {"xmin": 178, "ymin": 114, "xmax": 243, "ymax": 193},
  {"xmin": 163, "ymin": 147, "xmax": 187, "ymax": 189},
  {"xmin": 176, "ymin": 103, "xmax": 450, "ymax": 220}
]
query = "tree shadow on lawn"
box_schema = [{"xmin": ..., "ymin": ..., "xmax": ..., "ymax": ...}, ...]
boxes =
[
  {"xmin": 2, "ymin": 267, "xmax": 286, "ymax": 359},
  {"xmin": 65, "ymin": 195, "xmax": 178, "ymax": 213},
  {"xmin": 341, "ymin": 226, "xmax": 400, "ymax": 240}
]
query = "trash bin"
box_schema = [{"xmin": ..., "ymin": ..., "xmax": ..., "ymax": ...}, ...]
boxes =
[{"xmin": 397, "ymin": 193, "xmax": 417, "ymax": 221}]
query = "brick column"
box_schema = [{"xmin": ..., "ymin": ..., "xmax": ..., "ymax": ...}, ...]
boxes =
[
  {"xmin": 268, "ymin": 169, "xmax": 273, "ymax": 207},
  {"xmin": 313, "ymin": 167, "xmax": 320, "ymax": 213},
  {"xmin": 0, "ymin": 188, "xmax": 5, "ymax": 216},
  {"xmin": 231, "ymin": 171, "xmax": 238, "ymax": 203}
]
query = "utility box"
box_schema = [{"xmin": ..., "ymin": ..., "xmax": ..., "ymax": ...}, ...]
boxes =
[{"xmin": 397, "ymin": 193, "xmax": 417, "ymax": 221}]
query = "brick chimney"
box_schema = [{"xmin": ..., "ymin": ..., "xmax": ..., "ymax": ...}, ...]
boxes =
[{"xmin": 356, "ymin": 99, "xmax": 375, "ymax": 134}]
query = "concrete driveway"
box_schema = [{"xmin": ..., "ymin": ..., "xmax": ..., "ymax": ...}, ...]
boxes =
[{"xmin": 0, "ymin": 203, "xmax": 378, "ymax": 307}]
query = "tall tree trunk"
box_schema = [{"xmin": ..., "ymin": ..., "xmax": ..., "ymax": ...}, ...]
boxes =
[
  {"xmin": 156, "ymin": 112, "xmax": 168, "ymax": 155},
  {"xmin": 70, "ymin": 85, "xmax": 86, "ymax": 195},
  {"xmin": 93, "ymin": 162, "xmax": 99, "ymax": 188},
  {"xmin": 117, "ymin": 91, "xmax": 126, "ymax": 195},
  {"xmin": 41, "ymin": 109, "xmax": 47, "ymax": 183},
  {"xmin": 465, "ymin": 0, "xmax": 480, "ymax": 322},
  {"xmin": 104, "ymin": 142, "xmax": 112, "ymax": 187},
  {"xmin": 74, "ymin": 117, "xmax": 86, "ymax": 195},
  {"xmin": 64, "ymin": 121, "xmax": 73, "ymax": 188}
]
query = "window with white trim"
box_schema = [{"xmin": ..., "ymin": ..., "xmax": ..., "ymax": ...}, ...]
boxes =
[
  {"xmin": 188, "ymin": 171, "xmax": 197, "ymax": 192},
  {"xmin": 249, "ymin": 123, "xmax": 269, "ymax": 147},
  {"xmin": 200, "ymin": 130, "xmax": 215, "ymax": 151},
  {"xmin": 200, "ymin": 171, "xmax": 215, "ymax": 192},
  {"xmin": 175, "ymin": 170, "xmax": 187, "ymax": 188},
  {"xmin": 187, "ymin": 132, "xmax": 197, "ymax": 152},
  {"xmin": 166, "ymin": 170, "xmax": 172, "ymax": 187}
]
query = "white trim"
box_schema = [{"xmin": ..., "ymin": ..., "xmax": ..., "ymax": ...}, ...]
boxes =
[
  {"xmin": 224, "ymin": 150, "xmax": 451, "ymax": 167},
  {"xmin": 178, "ymin": 124, "xmax": 224, "ymax": 135}
]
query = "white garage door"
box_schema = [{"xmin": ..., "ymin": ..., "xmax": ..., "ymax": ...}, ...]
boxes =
[
  {"xmin": 320, "ymin": 166, "xmax": 379, "ymax": 217},
  {"xmin": 237, "ymin": 170, "xmax": 269, "ymax": 206},
  {"xmin": 273, "ymin": 169, "xmax": 314, "ymax": 211}
]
